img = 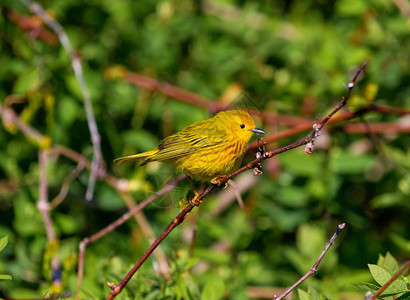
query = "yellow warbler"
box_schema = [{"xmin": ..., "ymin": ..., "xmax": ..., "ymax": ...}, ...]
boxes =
[{"xmin": 114, "ymin": 110, "xmax": 264, "ymax": 202}]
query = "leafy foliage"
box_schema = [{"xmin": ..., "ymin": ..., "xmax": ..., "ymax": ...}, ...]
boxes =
[{"xmin": 0, "ymin": 0, "xmax": 409, "ymax": 299}]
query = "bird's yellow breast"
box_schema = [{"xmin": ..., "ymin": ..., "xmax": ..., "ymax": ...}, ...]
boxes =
[{"xmin": 174, "ymin": 140, "xmax": 247, "ymax": 180}]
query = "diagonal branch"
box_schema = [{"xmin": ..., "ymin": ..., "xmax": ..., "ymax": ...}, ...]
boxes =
[
  {"xmin": 75, "ymin": 175, "xmax": 184, "ymax": 300},
  {"xmin": 273, "ymin": 223, "xmax": 346, "ymax": 300}
]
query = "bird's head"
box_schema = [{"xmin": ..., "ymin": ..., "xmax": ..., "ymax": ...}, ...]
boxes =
[{"xmin": 218, "ymin": 110, "xmax": 265, "ymax": 142}]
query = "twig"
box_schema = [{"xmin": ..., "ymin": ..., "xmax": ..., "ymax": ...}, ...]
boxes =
[
  {"xmin": 248, "ymin": 105, "xmax": 410, "ymax": 151},
  {"xmin": 212, "ymin": 172, "xmax": 257, "ymax": 216},
  {"xmin": 273, "ymin": 223, "xmax": 346, "ymax": 300},
  {"xmin": 49, "ymin": 161, "xmax": 85, "ymax": 209},
  {"xmin": 227, "ymin": 179, "xmax": 245, "ymax": 209},
  {"xmin": 343, "ymin": 120, "xmax": 410, "ymax": 134},
  {"xmin": 105, "ymin": 66, "xmax": 224, "ymax": 113},
  {"xmin": 75, "ymin": 175, "xmax": 184, "ymax": 300},
  {"xmin": 37, "ymin": 150, "xmax": 61, "ymax": 290},
  {"xmin": 106, "ymin": 203, "xmax": 197, "ymax": 300},
  {"xmin": 19, "ymin": 0, "xmax": 105, "ymax": 200},
  {"xmin": 106, "ymin": 61, "xmax": 367, "ymax": 299},
  {"xmin": 371, "ymin": 260, "xmax": 410, "ymax": 299}
]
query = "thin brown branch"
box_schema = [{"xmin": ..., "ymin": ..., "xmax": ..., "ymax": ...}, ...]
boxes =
[
  {"xmin": 107, "ymin": 202, "xmax": 197, "ymax": 300},
  {"xmin": 247, "ymin": 103, "xmax": 410, "ymax": 151},
  {"xmin": 105, "ymin": 66, "xmax": 224, "ymax": 113},
  {"xmin": 49, "ymin": 161, "xmax": 85, "ymax": 209},
  {"xmin": 273, "ymin": 223, "xmax": 346, "ymax": 300},
  {"xmin": 343, "ymin": 121, "xmax": 410, "ymax": 134},
  {"xmin": 75, "ymin": 175, "xmax": 184, "ymax": 300},
  {"xmin": 19, "ymin": 0, "xmax": 105, "ymax": 201},
  {"xmin": 371, "ymin": 260, "xmax": 410, "ymax": 299},
  {"xmin": 106, "ymin": 61, "xmax": 367, "ymax": 299}
]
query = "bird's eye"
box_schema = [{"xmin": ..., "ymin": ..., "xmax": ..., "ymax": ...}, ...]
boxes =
[{"xmin": 240, "ymin": 124, "xmax": 245, "ymax": 129}]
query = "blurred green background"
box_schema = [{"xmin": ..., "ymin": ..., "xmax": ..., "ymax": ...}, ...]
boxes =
[{"xmin": 0, "ymin": 0, "xmax": 409, "ymax": 299}]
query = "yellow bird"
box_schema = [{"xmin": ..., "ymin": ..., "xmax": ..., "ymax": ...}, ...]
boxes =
[{"xmin": 114, "ymin": 110, "xmax": 265, "ymax": 203}]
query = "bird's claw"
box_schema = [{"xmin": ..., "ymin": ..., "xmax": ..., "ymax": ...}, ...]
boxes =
[
  {"xmin": 211, "ymin": 176, "xmax": 228, "ymax": 189},
  {"xmin": 189, "ymin": 193, "xmax": 202, "ymax": 206}
]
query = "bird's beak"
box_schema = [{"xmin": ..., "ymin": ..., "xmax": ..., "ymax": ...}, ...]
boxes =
[{"xmin": 250, "ymin": 128, "xmax": 266, "ymax": 134}]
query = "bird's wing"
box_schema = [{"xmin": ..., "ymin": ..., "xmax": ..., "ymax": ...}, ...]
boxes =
[{"xmin": 149, "ymin": 122, "xmax": 225, "ymax": 162}]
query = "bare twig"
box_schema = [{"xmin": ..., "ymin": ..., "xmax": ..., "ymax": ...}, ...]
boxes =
[
  {"xmin": 75, "ymin": 175, "xmax": 184, "ymax": 299},
  {"xmin": 248, "ymin": 105, "xmax": 410, "ymax": 151},
  {"xmin": 49, "ymin": 161, "xmax": 85, "ymax": 209},
  {"xmin": 227, "ymin": 179, "xmax": 245, "ymax": 209},
  {"xmin": 105, "ymin": 66, "xmax": 224, "ymax": 114},
  {"xmin": 371, "ymin": 260, "xmax": 410, "ymax": 299},
  {"xmin": 19, "ymin": 0, "xmax": 105, "ymax": 200},
  {"xmin": 37, "ymin": 150, "xmax": 61, "ymax": 290},
  {"xmin": 343, "ymin": 120, "xmax": 410, "ymax": 134},
  {"xmin": 106, "ymin": 61, "xmax": 367, "ymax": 299},
  {"xmin": 273, "ymin": 223, "xmax": 346, "ymax": 300},
  {"xmin": 107, "ymin": 203, "xmax": 197, "ymax": 300}
]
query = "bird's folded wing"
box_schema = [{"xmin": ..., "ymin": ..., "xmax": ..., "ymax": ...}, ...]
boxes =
[{"xmin": 151, "ymin": 127, "xmax": 224, "ymax": 161}]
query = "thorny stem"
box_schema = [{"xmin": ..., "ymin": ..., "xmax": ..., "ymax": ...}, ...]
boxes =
[{"xmin": 106, "ymin": 61, "xmax": 368, "ymax": 299}]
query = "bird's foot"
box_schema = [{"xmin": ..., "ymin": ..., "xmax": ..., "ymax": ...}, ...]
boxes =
[
  {"xmin": 211, "ymin": 176, "xmax": 228, "ymax": 189},
  {"xmin": 189, "ymin": 192, "xmax": 202, "ymax": 206}
]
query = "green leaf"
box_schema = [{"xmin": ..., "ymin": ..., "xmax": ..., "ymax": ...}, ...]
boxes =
[
  {"xmin": 0, "ymin": 235, "xmax": 8, "ymax": 252},
  {"xmin": 368, "ymin": 264, "xmax": 391, "ymax": 285},
  {"xmin": 382, "ymin": 252, "xmax": 399, "ymax": 275},
  {"xmin": 0, "ymin": 274, "xmax": 12, "ymax": 280},
  {"xmin": 368, "ymin": 264, "xmax": 408, "ymax": 295}
]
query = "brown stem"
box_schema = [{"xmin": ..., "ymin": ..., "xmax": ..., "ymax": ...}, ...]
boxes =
[
  {"xmin": 107, "ymin": 203, "xmax": 196, "ymax": 299},
  {"xmin": 273, "ymin": 223, "xmax": 346, "ymax": 300},
  {"xmin": 75, "ymin": 175, "xmax": 184, "ymax": 299}
]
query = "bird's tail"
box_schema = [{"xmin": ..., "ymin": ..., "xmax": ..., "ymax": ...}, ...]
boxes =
[{"xmin": 114, "ymin": 149, "xmax": 158, "ymax": 165}]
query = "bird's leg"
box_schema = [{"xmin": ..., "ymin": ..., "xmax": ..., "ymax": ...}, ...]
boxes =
[
  {"xmin": 210, "ymin": 175, "xmax": 228, "ymax": 189},
  {"xmin": 187, "ymin": 176, "xmax": 202, "ymax": 206}
]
